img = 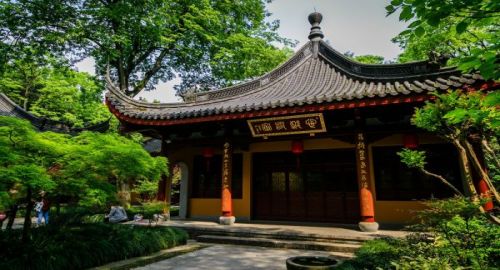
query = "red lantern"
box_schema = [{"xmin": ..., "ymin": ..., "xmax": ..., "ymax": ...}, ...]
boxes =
[
  {"xmin": 202, "ymin": 147, "xmax": 214, "ymax": 158},
  {"xmin": 202, "ymin": 147, "xmax": 214, "ymax": 172},
  {"xmin": 291, "ymin": 140, "xmax": 304, "ymax": 155},
  {"xmin": 403, "ymin": 134, "xmax": 419, "ymax": 149}
]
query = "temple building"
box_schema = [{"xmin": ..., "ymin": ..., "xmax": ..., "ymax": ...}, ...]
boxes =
[{"xmin": 106, "ymin": 13, "xmax": 492, "ymax": 231}]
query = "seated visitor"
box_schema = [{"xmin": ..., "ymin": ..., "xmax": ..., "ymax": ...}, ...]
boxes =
[{"xmin": 105, "ymin": 205, "xmax": 128, "ymax": 223}]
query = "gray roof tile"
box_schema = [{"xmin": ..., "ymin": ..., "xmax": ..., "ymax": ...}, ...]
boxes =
[{"xmin": 106, "ymin": 41, "xmax": 481, "ymax": 122}]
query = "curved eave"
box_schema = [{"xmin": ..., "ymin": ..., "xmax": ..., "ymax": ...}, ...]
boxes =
[{"xmin": 107, "ymin": 94, "xmax": 431, "ymax": 127}]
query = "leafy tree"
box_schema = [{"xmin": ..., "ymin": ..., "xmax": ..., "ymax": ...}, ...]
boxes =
[
  {"xmin": 0, "ymin": 116, "xmax": 167, "ymax": 241},
  {"xmin": 1, "ymin": 62, "xmax": 111, "ymax": 127},
  {"xmin": 353, "ymin": 55, "xmax": 385, "ymax": 65},
  {"xmin": 399, "ymin": 90, "xmax": 499, "ymax": 203},
  {"xmin": 29, "ymin": 68, "xmax": 110, "ymax": 128},
  {"xmin": 0, "ymin": 117, "xmax": 61, "ymax": 241},
  {"xmin": 391, "ymin": 16, "xmax": 492, "ymax": 66},
  {"xmin": 387, "ymin": 0, "xmax": 499, "ymax": 79},
  {"xmin": 344, "ymin": 51, "xmax": 386, "ymax": 64},
  {"xmin": 0, "ymin": 0, "xmax": 293, "ymax": 96},
  {"xmin": 0, "ymin": 57, "xmax": 46, "ymax": 110}
]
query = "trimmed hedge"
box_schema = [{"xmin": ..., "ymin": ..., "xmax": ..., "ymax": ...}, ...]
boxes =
[{"xmin": 0, "ymin": 224, "xmax": 188, "ymax": 270}]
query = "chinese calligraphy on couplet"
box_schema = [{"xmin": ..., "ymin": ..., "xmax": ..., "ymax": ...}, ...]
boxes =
[
  {"xmin": 222, "ymin": 142, "xmax": 231, "ymax": 190},
  {"xmin": 356, "ymin": 133, "xmax": 369, "ymax": 189}
]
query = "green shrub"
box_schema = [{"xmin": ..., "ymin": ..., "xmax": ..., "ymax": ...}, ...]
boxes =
[
  {"xmin": 127, "ymin": 201, "xmax": 169, "ymax": 220},
  {"xmin": 0, "ymin": 223, "xmax": 188, "ymax": 270},
  {"xmin": 341, "ymin": 197, "xmax": 500, "ymax": 270},
  {"xmin": 50, "ymin": 206, "xmax": 108, "ymax": 226},
  {"xmin": 341, "ymin": 238, "xmax": 404, "ymax": 270},
  {"xmin": 390, "ymin": 256, "xmax": 454, "ymax": 270}
]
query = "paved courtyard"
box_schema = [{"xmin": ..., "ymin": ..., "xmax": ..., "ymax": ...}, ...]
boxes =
[{"xmin": 134, "ymin": 244, "xmax": 340, "ymax": 270}]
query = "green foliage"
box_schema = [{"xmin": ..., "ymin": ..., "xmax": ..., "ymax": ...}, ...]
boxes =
[
  {"xmin": 412, "ymin": 90, "xmax": 499, "ymax": 140},
  {"xmin": 341, "ymin": 238, "xmax": 403, "ymax": 270},
  {"xmin": 127, "ymin": 201, "xmax": 169, "ymax": 220},
  {"xmin": 0, "ymin": 117, "xmax": 60, "ymax": 209},
  {"xmin": 397, "ymin": 149, "xmax": 426, "ymax": 170},
  {"xmin": 0, "ymin": 61, "xmax": 110, "ymax": 127},
  {"xmin": 344, "ymin": 51, "xmax": 386, "ymax": 64},
  {"xmin": 409, "ymin": 89, "xmax": 499, "ymax": 198},
  {"xmin": 0, "ymin": 224, "xmax": 188, "ymax": 270},
  {"xmin": 353, "ymin": 55, "xmax": 385, "ymax": 64},
  {"xmin": 0, "ymin": 0, "xmax": 294, "ymax": 96},
  {"xmin": 387, "ymin": 0, "xmax": 499, "ymax": 79},
  {"xmin": 341, "ymin": 197, "xmax": 500, "ymax": 269},
  {"xmin": 134, "ymin": 179, "xmax": 161, "ymax": 202},
  {"xmin": 416, "ymin": 197, "xmax": 486, "ymax": 230},
  {"xmin": 0, "ymin": 116, "xmax": 168, "ymax": 212}
]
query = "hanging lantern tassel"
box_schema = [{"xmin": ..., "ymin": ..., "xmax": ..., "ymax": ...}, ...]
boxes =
[
  {"xmin": 202, "ymin": 147, "xmax": 214, "ymax": 172},
  {"xmin": 291, "ymin": 140, "xmax": 304, "ymax": 170}
]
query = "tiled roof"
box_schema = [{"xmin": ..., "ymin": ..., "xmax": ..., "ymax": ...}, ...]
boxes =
[
  {"xmin": 106, "ymin": 40, "xmax": 480, "ymax": 122},
  {"xmin": 0, "ymin": 93, "xmax": 110, "ymax": 133}
]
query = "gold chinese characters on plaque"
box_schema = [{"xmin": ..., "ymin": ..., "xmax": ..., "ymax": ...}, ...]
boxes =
[{"xmin": 247, "ymin": 113, "xmax": 327, "ymax": 138}]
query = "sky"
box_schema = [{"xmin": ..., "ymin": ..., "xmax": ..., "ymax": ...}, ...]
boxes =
[{"xmin": 75, "ymin": 0, "xmax": 406, "ymax": 103}]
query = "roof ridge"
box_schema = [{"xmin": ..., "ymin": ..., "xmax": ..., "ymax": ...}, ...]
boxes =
[
  {"xmin": 191, "ymin": 42, "xmax": 314, "ymax": 102},
  {"xmin": 317, "ymin": 40, "xmax": 460, "ymax": 80},
  {"xmin": 105, "ymin": 42, "xmax": 315, "ymax": 108}
]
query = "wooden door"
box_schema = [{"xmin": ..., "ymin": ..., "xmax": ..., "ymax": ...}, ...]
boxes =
[{"xmin": 252, "ymin": 149, "xmax": 358, "ymax": 223}]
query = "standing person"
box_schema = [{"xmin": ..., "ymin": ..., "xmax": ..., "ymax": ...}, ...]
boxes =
[
  {"xmin": 40, "ymin": 192, "xmax": 50, "ymax": 225},
  {"xmin": 34, "ymin": 196, "xmax": 44, "ymax": 226},
  {"xmin": 35, "ymin": 191, "xmax": 50, "ymax": 225}
]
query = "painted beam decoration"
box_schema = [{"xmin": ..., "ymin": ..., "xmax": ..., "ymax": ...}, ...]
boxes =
[{"xmin": 247, "ymin": 113, "xmax": 327, "ymax": 138}]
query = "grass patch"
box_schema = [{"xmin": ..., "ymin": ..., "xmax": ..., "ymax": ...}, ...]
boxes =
[{"xmin": 0, "ymin": 223, "xmax": 188, "ymax": 270}]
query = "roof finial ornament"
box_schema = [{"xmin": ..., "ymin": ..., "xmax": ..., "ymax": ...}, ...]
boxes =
[{"xmin": 308, "ymin": 11, "xmax": 324, "ymax": 41}]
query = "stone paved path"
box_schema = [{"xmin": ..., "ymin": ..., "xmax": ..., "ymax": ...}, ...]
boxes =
[{"xmin": 134, "ymin": 244, "xmax": 340, "ymax": 270}]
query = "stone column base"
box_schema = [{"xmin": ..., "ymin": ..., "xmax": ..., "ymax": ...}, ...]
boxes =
[
  {"xmin": 219, "ymin": 216, "xmax": 236, "ymax": 225},
  {"xmin": 359, "ymin": 221, "xmax": 379, "ymax": 232}
]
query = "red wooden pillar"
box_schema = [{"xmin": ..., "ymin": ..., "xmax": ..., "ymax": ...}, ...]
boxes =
[
  {"xmin": 355, "ymin": 132, "xmax": 379, "ymax": 232},
  {"xmin": 478, "ymin": 179, "xmax": 494, "ymax": 211},
  {"xmin": 220, "ymin": 142, "xmax": 235, "ymax": 225},
  {"xmin": 473, "ymin": 145, "xmax": 494, "ymax": 211}
]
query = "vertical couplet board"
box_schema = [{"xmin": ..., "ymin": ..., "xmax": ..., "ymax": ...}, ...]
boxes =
[
  {"xmin": 221, "ymin": 142, "xmax": 233, "ymax": 216},
  {"xmin": 355, "ymin": 132, "xmax": 375, "ymax": 222}
]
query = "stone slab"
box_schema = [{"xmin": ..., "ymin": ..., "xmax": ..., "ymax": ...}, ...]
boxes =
[{"xmin": 133, "ymin": 244, "xmax": 350, "ymax": 270}]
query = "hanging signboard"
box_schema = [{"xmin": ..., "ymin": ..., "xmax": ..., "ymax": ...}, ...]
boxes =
[{"xmin": 247, "ymin": 113, "xmax": 327, "ymax": 138}]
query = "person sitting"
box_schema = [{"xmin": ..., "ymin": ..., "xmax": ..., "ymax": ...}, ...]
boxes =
[{"xmin": 105, "ymin": 205, "xmax": 128, "ymax": 223}]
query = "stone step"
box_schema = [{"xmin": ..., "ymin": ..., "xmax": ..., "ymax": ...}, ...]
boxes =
[
  {"xmin": 195, "ymin": 235, "xmax": 361, "ymax": 254},
  {"xmin": 171, "ymin": 226, "xmax": 370, "ymax": 244}
]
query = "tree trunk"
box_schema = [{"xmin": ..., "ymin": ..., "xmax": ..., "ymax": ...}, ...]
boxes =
[
  {"xmin": 6, "ymin": 204, "xmax": 18, "ymax": 230},
  {"xmin": 453, "ymin": 139, "xmax": 478, "ymax": 197},
  {"xmin": 481, "ymin": 139, "xmax": 500, "ymax": 170},
  {"xmin": 23, "ymin": 86, "xmax": 30, "ymax": 110},
  {"xmin": 464, "ymin": 140, "xmax": 500, "ymax": 203},
  {"xmin": 22, "ymin": 187, "xmax": 33, "ymax": 243}
]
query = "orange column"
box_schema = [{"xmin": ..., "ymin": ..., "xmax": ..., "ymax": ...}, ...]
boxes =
[
  {"xmin": 472, "ymin": 143, "xmax": 494, "ymax": 211},
  {"xmin": 478, "ymin": 180, "xmax": 494, "ymax": 211},
  {"xmin": 355, "ymin": 132, "xmax": 379, "ymax": 232},
  {"xmin": 220, "ymin": 142, "xmax": 235, "ymax": 225}
]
